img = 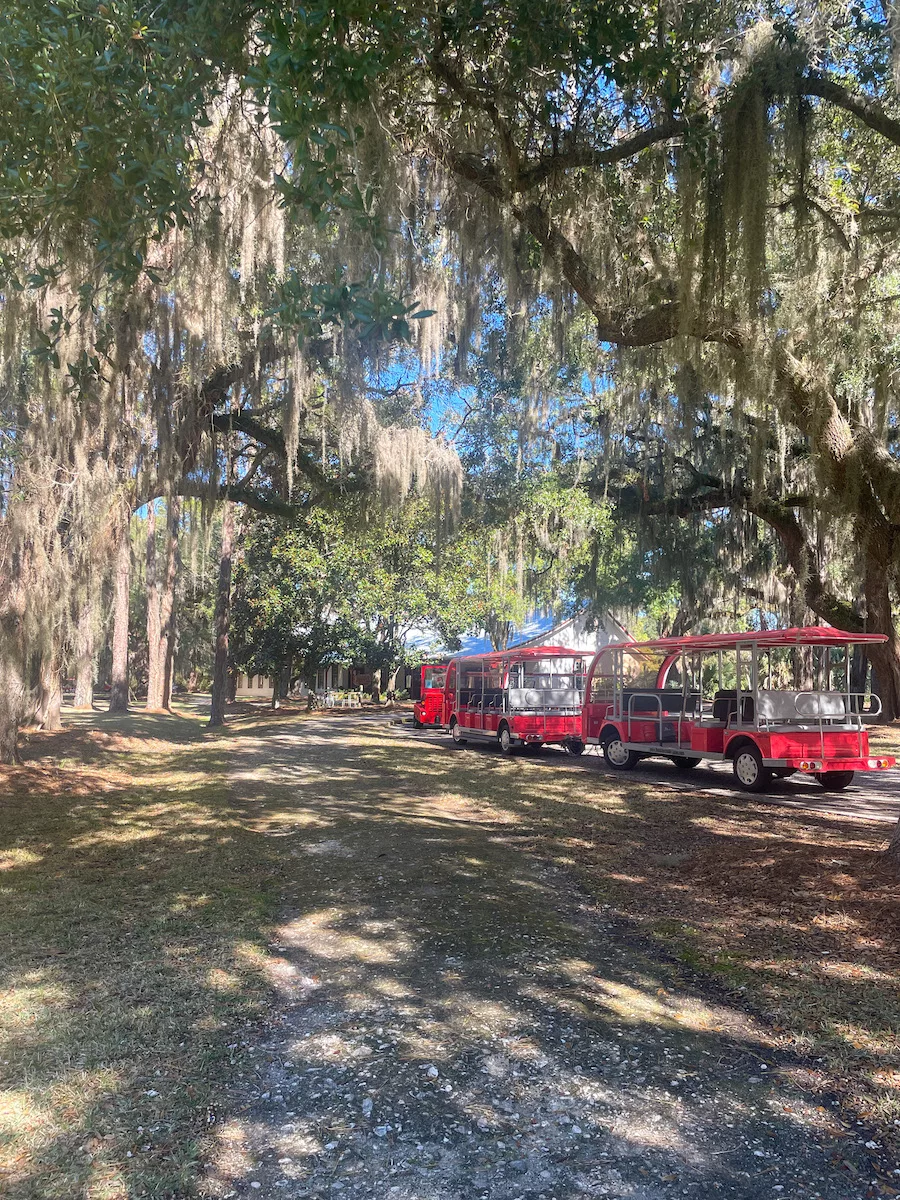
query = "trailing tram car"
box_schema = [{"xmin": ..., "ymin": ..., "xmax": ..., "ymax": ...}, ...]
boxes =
[
  {"xmin": 441, "ymin": 646, "xmax": 588, "ymax": 754},
  {"xmin": 412, "ymin": 662, "xmax": 449, "ymax": 728},
  {"xmin": 582, "ymin": 626, "xmax": 896, "ymax": 792}
]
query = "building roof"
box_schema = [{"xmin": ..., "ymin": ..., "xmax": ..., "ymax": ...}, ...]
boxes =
[
  {"xmin": 450, "ymin": 645, "xmax": 588, "ymax": 666},
  {"xmin": 512, "ymin": 610, "xmax": 630, "ymax": 651}
]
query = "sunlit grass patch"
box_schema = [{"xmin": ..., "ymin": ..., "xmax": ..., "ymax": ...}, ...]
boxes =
[{"xmin": 0, "ymin": 711, "xmax": 287, "ymax": 1198}]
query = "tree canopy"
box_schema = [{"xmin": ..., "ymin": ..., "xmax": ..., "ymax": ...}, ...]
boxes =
[{"xmin": 6, "ymin": 0, "xmax": 900, "ymax": 757}]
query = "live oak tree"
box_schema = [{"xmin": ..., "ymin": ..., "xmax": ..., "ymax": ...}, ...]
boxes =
[
  {"xmin": 0, "ymin": 1, "xmax": 460, "ymax": 758},
  {"xmin": 248, "ymin": 0, "xmax": 900, "ymax": 716}
]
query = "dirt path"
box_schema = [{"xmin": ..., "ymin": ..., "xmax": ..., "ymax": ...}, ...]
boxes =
[{"xmin": 203, "ymin": 717, "xmax": 892, "ymax": 1200}]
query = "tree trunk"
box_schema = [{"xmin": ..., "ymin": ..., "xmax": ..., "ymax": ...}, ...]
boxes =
[
  {"xmin": 227, "ymin": 667, "xmax": 238, "ymax": 704},
  {"xmin": 209, "ymin": 499, "xmax": 235, "ymax": 727},
  {"xmin": 160, "ymin": 497, "xmax": 180, "ymax": 709},
  {"xmin": 108, "ymin": 508, "xmax": 132, "ymax": 714},
  {"xmin": 862, "ymin": 541, "xmax": 900, "ymax": 721},
  {"xmin": 33, "ymin": 658, "xmax": 62, "ymax": 731},
  {"xmin": 73, "ymin": 593, "xmax": 95, "ymax": 710},
  {"xmin": 865, "ymin": 641, "xmax": 900, "ymax": 721},
  {"xmin": 147, "ymin": 498, "xmax": 180, "ymax": 712},
  {"xmin": 0, "ymin": 610, "xmax": 27, "ymax": 764},
  {"xmin": 145, "ymin": 504, "xmax": 163, "ymax": 710}
]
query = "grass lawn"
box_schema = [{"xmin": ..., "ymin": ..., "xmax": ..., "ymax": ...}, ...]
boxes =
[
  {"xmin": 0, "ymin": 706, "xmax": 294, "ymax": 1199},
  {"xmin": 0, "ymin": 706, "xmax": 898, "ymax": 1196}
]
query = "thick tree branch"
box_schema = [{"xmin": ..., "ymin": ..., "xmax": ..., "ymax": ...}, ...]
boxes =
[
  {"xmin": 629, "ymin": 478, "xmax": 860, "ymax": 630},
  {"xmin": 511, "ymin": 199, "xmax": 742, "ymax": 347},
  {"xmin": 515, "ymin": 119, "xmax": 689, "ymax": 191},
  {"xmin": 803, "ymin": 71, "xmax": 900, "ymax": 149},
  {"xmin": 210, "ymin": 409, "xmax": 333, "ymax": 493},
  {"xmin": 175, "ymin": 481, "xmax": 317, "ymax": 519}
]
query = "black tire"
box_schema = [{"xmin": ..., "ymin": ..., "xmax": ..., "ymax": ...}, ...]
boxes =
[
  {"xmin": 603, "ymin": 735, "xmax": 640, "ymax": 771},
  {"xmin": 671, "ymin": 756, "xmax": 699, "ymax": 771},
  {"xmin": 567, "ymin": 739, "xmax": 585, "ymax": 756},
  {"xmin": 450, "ymin": 719, "xmax": 466, "ymax": 746},
  {"xmin": 816, "ymin": 770, "xmax": 855, "ymax": 791},
  {"xmin": 498, "ymin": 724, "xmax": 515, "ymax": 754},
  {"xmin": 732, "ymin": 743, "xmax": 772, "ymax": 793},
  {"xmin": 413, "ymin": 717, "xmax": 423, "ymax": 729}
]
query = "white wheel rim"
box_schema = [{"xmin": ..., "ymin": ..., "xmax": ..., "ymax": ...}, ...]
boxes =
[
  {"xmin": 452, "ymin": 723, "xmax": 461, "ymax": 742},
  {"xmin": 736, "ymin": 752, "xmax": 758, "ymax": 785},
  {"xmin": 607, "ymin": 739, "xmax": 629, "ymax": 766},
  {"xmin": 500, "ymin": 729, "xmax": 510, "ymax": 750}
]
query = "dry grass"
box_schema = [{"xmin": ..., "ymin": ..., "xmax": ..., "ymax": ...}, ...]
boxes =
[
  {"xmin": 0, "ymin": 707, "xmax": 286, "ymax": 1199},
  {"xmin": 417, "ymin": 743, "xmax": 900, "ymax": 1152},
  {"xmin": 0, "ymin": 707, "xmax": 898, "ymax": 1197}
]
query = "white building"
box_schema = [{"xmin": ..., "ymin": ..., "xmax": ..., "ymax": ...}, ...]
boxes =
[{"xmin": 511, "ymin": 610, "xmax": 630, "ymax": 653}]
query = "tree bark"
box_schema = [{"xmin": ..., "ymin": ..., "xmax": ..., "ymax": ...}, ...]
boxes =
[
  {"xmin": 33, "ymin": 658, "xmax": 62, "ymax": 731},
  {"xmin": 0, "ymin": 610, "xmax": 26, "ymax": 764},
  {"xmin": 209, "ymin": 499, "xmax": 235, "ymax": 727},
  {"xmin": 73, "ymin": 593, "xmax": 95, "ymax": 710},
  {"xmin": 160, "ymin": 497, "xmax": 180, "ymax": 708},
  {"xmin": 147, "ymin": 498, "xmax": 180, "ymax": 712},
  {"xmin": 108, "ymin": 507, "xmax": 132, "ymax": 714},
  {"xmin": 145, "ymin": 504, "xmax": 163, "ymax": 710},
  {"xmin": 863, "ymin": 640, "xmax": 900, "ymax": 721}
]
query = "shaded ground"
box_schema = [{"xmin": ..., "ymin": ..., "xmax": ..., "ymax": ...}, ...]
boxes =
[
  {"xmin": 203, "ymin": 717, "xmax": 900, "ymax": 1200},
  {"xmin": 0, "ymin": 708, "xmax": 897, "ymax": 1199}
]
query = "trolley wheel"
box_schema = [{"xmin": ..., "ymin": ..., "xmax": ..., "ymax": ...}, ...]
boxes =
[
  {"xmin": 671, "ymin": 756, "xmax": 699, "ymax": 770},
  {"xmin": 732, "ymin": 743, "xmax": 772, "ymax": 793},
  {"xmin": 815, "ymin": 770, "xmax": 855, "ymax": 791},
  {"xmin": 566, "ymin": 739, "xmax": 586, "ymax": 756},
  {"xmin": 450, "ymin": 719, "xmax": 466, "ymax": 746},
  {"xmin": 603, "ymin": 736, "xmax": 640, "ymax": 771},
  {"xmin": 498, "ymin": 724, "xmax": 515, "ymax": 754}
]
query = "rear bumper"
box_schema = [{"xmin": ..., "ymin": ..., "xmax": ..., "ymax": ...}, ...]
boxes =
[{"xmin": 765, "ymin": 756, "xmax": 896, "ymax": 772}]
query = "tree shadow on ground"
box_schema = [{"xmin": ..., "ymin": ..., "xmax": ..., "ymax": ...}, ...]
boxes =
[{"xmin": 0, "ymin": 711, "xmax": 896, "ymax": 1199}]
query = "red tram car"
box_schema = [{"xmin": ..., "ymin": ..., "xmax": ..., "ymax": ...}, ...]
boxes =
[
  {"xmin": 442, "ymin": 646, "xmax": 587, "ymax": 754},
  {"xmin": 413, "ymin": 663, "xmax": 449, "ymax": 728},
  {"xmin": 582, "ymin": 626, "xmax": 895, "ymax": 792}
]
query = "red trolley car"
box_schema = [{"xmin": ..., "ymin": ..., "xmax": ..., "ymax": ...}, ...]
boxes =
[
  {"xmin": 413, "ymin": 663, "xmax": 449, "ymax": 728},
  {"xmin": 442, "ymin": 646, "xmax": 588, "ymax": 754},
  {"xmin": 583, "ymin": 626, "xmax": 895, "ymax": 792}
]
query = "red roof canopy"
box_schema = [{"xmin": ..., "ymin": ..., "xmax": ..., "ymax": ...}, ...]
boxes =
[
  {"xmin": 610, "ymin": 626, "xmax": 886, "ymax": 654},
  {"xmin": 451, "ymin": 645, "xmax": 585, "ymax": 666}
]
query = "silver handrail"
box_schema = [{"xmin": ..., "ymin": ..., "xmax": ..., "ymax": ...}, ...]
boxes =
[
  {"xmin": 626, "ymin": 692, "xmax": 664, "ymax": 743},
  {"xmin": 621, "ymin": 691, "xmax": 701, "ymax": 745},
  {"xmin": 791, "ymin": 691, "xmax": 881, "ymax": 760}
]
